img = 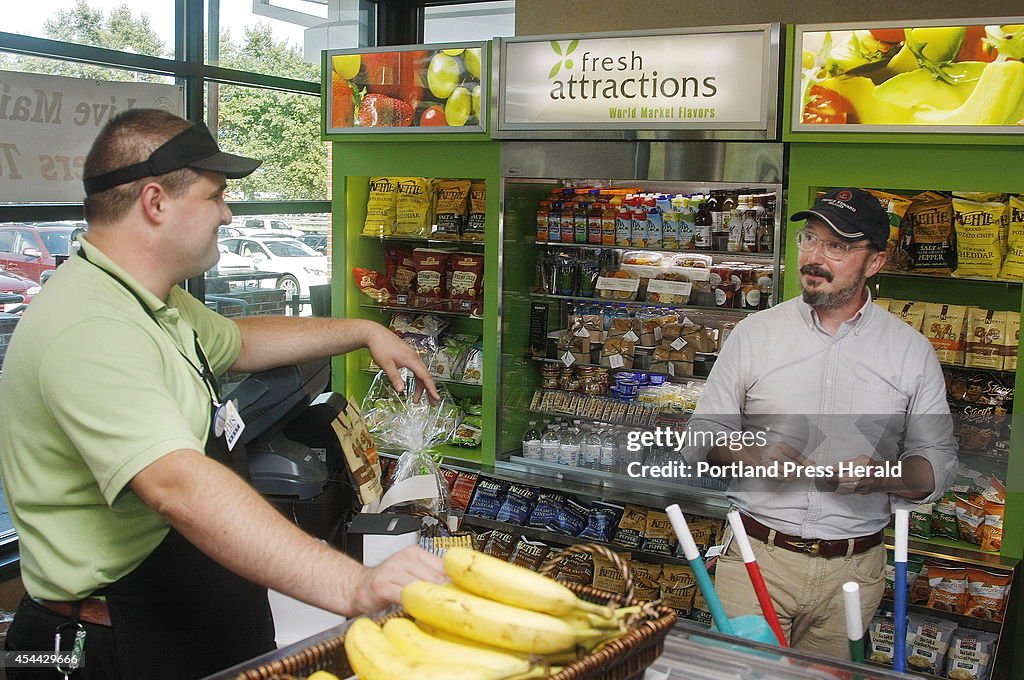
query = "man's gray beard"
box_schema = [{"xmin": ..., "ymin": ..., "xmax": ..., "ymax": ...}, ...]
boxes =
[{"xmin": 801, "ymin": 279, "xmax": 862, "ymax": 310}]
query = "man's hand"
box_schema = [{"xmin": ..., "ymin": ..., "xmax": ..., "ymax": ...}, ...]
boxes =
[
  {"xmin": 351, "ymin": 546, "xmax": 447, "ymax": 613},
  {"xmin": 363, "ymin": 322, "xmax": 440, "ymax": 403},
  {"xmin": 829, "ymin": 454, "xmax": 883, "ymax": 494},
  {"xmin": 712, "ymin": 440, "xmax": 814, "ymax": 480}
]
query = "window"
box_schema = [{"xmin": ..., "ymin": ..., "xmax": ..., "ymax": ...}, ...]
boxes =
[{"xmin": 424, "ymin": 1, "xmax": 515, "ymax": 42}]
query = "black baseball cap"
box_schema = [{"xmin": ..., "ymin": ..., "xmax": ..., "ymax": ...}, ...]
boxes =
[
  {"xmin": 789, "ymin": 188, "xmax": 889, "ymax": 251},
  {"xmin": 83, "ymin": 122, "xmax": 262, "ymax": 196}
]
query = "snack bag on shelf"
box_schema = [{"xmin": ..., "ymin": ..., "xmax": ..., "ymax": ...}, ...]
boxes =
[
  {"xmin": 945, "ymin": 628, "xmax": 998, "ymax": 680},
  {"xmin": 867, "ymin": 614, "xmax": 896, "ymax": 665},
  {"xmin": 905, "ymin": 614, "xmax": 959, "ymax": 676},
  {"xmin": 888, "ymin": 300, "xmax": 926, "ymax": 332},
  {"xmin": 394, "ymin": 177, "xmax": 434, "ymax": 236},
  {"xmin": 463, "ymin": 181, "xmax": 487, "ymax": 241},
  {"xmin": 964, "ymin": 568, "xmax": 1011, "ymax": 622},
  {"xmin": 434, "ymin": 179, "xmax": 472, "ymax": 239},
  {"xmin": 922, "ymin": 303, "xmax": 968, "ymax": 365},
  {"xmin": 448, "ymin": 251, "xmax": 484, "ymax": 314},
  {"xmin": 359, "ymin": 370, "xmax": 459, "ymax": 523},
  {"xmin": 904, "ymin": 190, "xmax": 953, "ymax": 273},
  {"xmin": 964, "ymin": 308, "xmax": 1007, "ymax": 370},
  {"xmin": 980, "ymin": 500, "xmax": 1004, "ymax": 553},
  {"xmin": 925, "ymin": 565, "xmax": 968, "ymax": 614},
  {"xmin": 385, "ymin": 247, "xmax": 417, "ymax": 298},
  {"xmin": 363, "ymin": 176, "xmax": 399, "ymax": 237},
  {"xmin": 352, "ymin": 267, "xmax": 393, "ymax": 303},
  {"xmin": 997, "ymin": 196, "xmax": 1024, "ymax": 279},
  {"xmin": 412, "ymin": 248, "xmax": 451, "ymax": 308},
  {"xmin": 952, "ymin": 198, "xmax": 1007, "ymax": 279},
  {"xmin": 1003, "ymin": 311, "xmax": 1020, "ymax": 370},
  {"xmin": 866, "ymin": 188, "xmax": 914, "ymax": 272},
  {"xmin": 429, "ymin": 333, "xmax": 477, "ymax": 381},
  {"xmin": 955, "ymin": 496, "xmax": 986, "ymax": 545}
]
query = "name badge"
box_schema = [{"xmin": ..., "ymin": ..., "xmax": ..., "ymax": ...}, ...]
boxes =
[{"xmin": 214, "ymin": 399, "xmax": 245, "ymax": 451}]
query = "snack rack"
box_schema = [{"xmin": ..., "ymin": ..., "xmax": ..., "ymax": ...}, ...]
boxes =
[{"xmin": 785, "ymin": 18, "xmax": 1024, "ymax": 673}]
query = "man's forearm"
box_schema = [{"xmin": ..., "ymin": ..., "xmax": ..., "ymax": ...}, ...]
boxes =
[
  {"xmin": 231, "ymin": 316, "xmax": 373, "ymax": 373},
  {"xmin": 881, "ymin": 455, "xmax": 936, "ymax": 500},
  {"xmin": 133, "ymin": 449, "xmax": 371, "ymax": 616}
]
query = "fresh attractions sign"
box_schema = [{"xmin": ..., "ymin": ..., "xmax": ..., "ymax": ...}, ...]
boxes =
[{"xmin": 499, "ymin": 28, "xmax": 773, "ymax": 130}]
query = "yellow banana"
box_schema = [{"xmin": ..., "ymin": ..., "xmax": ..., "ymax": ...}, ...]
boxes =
[
  {"xmin": 443, "ymin": 547, "xmax": 611, "ymax": 618},
  {"xmin": 402, "ymin": 580, "xmax": 578, "ymax": 655},
  {"xmin": 381, "ymin": 618, "xmax": 533, "ymax": 676},
  {"xmin": 343, "ymin": 617, "xmax": 498, "ymax": 680},
  {"xmin": 560, "ymin": 610, "xmax": 621, "ymax": 632}
]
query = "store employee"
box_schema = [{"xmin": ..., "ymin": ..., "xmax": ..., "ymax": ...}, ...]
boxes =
[
  {"xmin": 0, "ymin": 109, "xmax": 446, "ymax": 679},
  {"xmin": 685, "ymin": 188, "xmax": 957, "ymax": 658}
]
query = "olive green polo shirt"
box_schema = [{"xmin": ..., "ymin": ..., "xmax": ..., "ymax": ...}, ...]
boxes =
[{"xmin": 0, "ymin": 237, "xmax": 242, "ymax": 600}]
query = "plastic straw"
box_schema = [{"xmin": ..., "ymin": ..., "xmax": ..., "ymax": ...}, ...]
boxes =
[
  {"xmin": 726, "ymin": 510, "xmax": 788, "ymax": 646},
  {"xmin": 843, "ymin": 581, "xmax": 865, "ymax": 663},
  {"xmin": 893, "ymin": 509, "xmax": 909, "ymax": 673},
  {"xmin": 666, "ymin": 504, "xmax": 736, "ymax": 635}
]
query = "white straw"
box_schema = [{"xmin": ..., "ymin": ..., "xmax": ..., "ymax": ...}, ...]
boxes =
[
  {"xmin": 894, "ymin": 509, "xmax": 909, "ymax": 563},
  {"xmin": 726, "ymin": 509, "xmax": 756, "ymax": 563},
  {"xmin": 842, "ymin": 581, "xmax": 863, "ymax": 640},
  {"xmin": 666, "ymin": 504, "xmax": 700, "ymax": 560}
]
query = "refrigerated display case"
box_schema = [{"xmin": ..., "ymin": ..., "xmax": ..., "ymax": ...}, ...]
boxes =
[{"xmin": 786, "ymin": 17, "xmax": 1024, "ymax": 676}]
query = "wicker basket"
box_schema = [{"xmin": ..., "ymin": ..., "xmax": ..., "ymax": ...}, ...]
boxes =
[{"xmin": 234, "ymin": 544, "xmax": 677, "ymax": 680}]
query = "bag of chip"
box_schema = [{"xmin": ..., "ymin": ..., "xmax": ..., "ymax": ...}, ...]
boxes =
[
  {"xmin": 1004, "ymin": 311, "xmax": 1020, "ymax": 371},
  {"xmin": 551, "ymin": 550, "xmax": 595, "ymax": 587},
  {"xmin": 888, "ymin": 300, "xmax": 926, "ymax": 332},
  {"xmin": 509, "ymin": 537, "xmax": 550, "ymax": 571},
  {"xmin": 953, "ymin": 198, "xmax": 1007, "ymax": 279},
  {"xmin": 412, "ymin": 248, "xmax": 450, "ymax": 308},
  {"xmin": 463, "ymin": 181, "xmax": 486, "ymax": 241},
  {"xmin": 466, "ymin": 478, "xmax": 509, "ymax": 520},
  {"xmin": 922, "ymin": 303, "xmax": 968, "ymax": 365},
  {"xmin": 956, "ymin": 496, "xmax": 986, "ymax": 545},
  {"xmin": 363, "ymin": 176, "xmax": 399, "ymax": 236},
  {"xmin": 448, "ymin": 252, "xmax": 484, "ymax": 314},
  {"xmin": 998, "ymin": 195, "xmax": 1024, "ymax": 279},
  {"xmin": 494, "ymin": 484, "xmax": 538, "ymax": 525},
  {"xmin": 933, "ymin": 494, "xmax": 961, "ymax": 541},
  {"xmin": 640, "ymin": 509, "xmax": 678, "ymax": 556},
  {"xmin": 867, "ymin": 614, "xmax": 897, "ymax": 665},
  {"xmin": 449, "ymin": 472, "xmax": 478, "ymax": 512},
  {"xmin": 946, "ymin": 628, "xmax": 999, "ymax": 680},
  {"xmin": 980, "ymin": 500, "xmax": 1004, "ymax": 553},
  {"xmin": 395, "ymin": 177, "xmax": 433, "ymax": 235},
  {"xmin": 434, "ymin": 179, "xmax": 472, "ymax": 239},
  {"xmin": 925, "ymin": 565, "xmax": 968, "ymax": 614},
  {"xmin": 529, "ymin": 493, "xmax": 566, "ymax": 529},
  {"xmin": 483, "ymin": 530, "xmax": 516, "ymax": 560},
  {"xmin": 611, "ymin": 505, "xmax": 648, "ymax": 549},
  {"xmin": 909, "ymin": 503, "xmax": 934, "ymax": 539},
  {"xmin": 867, "ymin": 188, "xmax": 915, "ymax": 272},
  {"xmin": 385, "ymin": 246, "xmax": 416, "ymax": 297},
  {"xmin": 352, "ymin": 267, "xmax": 392, "ymax": 303},
  {"xmin": 578, "ymin": 501, "xmax": 625, "ymax": 543},
  {"xmin": 965, "ymin": 308, "xmax": 1007, "ymax": 370},
  {"xmin": 964, "ymin": 568, "xmax": 1011, "ymax": 621},
  {"xmin": 905, "ymin": 190, "xmax": 953, "ymax": 273},
  {"xmin": 591, "ymin": 551, "xmax": 631, "ymax": 595},
  {"xmin": 905, "ymin": 614, "xmax": 959, "ymax": 675}
]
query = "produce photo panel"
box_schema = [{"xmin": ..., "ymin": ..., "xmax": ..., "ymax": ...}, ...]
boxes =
[
  {"xmin": 324, "ymin": 43, "xmax": 487, "ymax": 134},
  {"xmin": 793, "ymin": 21, "xmax": 1024, "ymax": 132}
]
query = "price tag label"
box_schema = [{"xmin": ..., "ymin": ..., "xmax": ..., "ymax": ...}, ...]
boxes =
[
  {"xmin": 561, "ymin": 351, "xmax": 575, "ymax": 367},
  {"xmin": 609, "ymin": 353, "xmax": 624, "ymax": 369},
  {"xmin": 667, "ymin": 362, "xmax": 675, "ymax": 376},
  {"xmin": 654, "ymin": 326, "xmax": 663, "ymax": 341},
  {"xmin": 623, "ymin": 330, "xmax": 639, "ymax": 342},
  {"xmin": 395, "ymin": 294, "xmax": 409, "ymax": 306},
  {"xmin": 671, "ymin": 338, "xmax": 688, "ymax": 351},
  {"xmin": 682, "ymin": 316, "xmax": 695, "ymax": 326},
  {"xmin": 574, "ymin": 326, "xmax": 592, "ymax": 338}
]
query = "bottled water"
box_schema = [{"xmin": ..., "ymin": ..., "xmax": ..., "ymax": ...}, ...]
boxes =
[
  {"xmin": 540, "ymin": 422, "xmax": 561, "ymax": 463},
  {"xmin": 581, "ymin": 425, "xmax": 602, "ymax": 469},
  {"xmin": 522, "ymin": 420, "xmax": 541, "ymax": 460},
  {"xmin": 600, "ymin": 427, "xmax": 617, "ymax": 473},
  {"xmin": 559, "ymin": 421, "xmax": 581, "ymax": 467}
]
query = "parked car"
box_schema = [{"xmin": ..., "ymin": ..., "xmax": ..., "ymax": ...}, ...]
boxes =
[
  {"xmin": 0, "ymin": 222, "xmax": 86, "ymax": 282},
  {"xmin": 218, "ymin": 225, "xmax": 243, "ymax": 238},
  {"xmin": 235, "ymin": 218, "xmax": 304, "ymax": 238},
  {"xmin": 218, "ymin": 236, "xmax": 328, "ymax": 298},
  {"xmin": 210, "ymin": 243, "xmax": 257, "ymax": 276},
  {"xmin": 0, "ymin": 266, "xmax": 41, "ymax": 311},
  {"xmin": 298, "ymin": 233, "xmax": 328, "ymax": 254}
]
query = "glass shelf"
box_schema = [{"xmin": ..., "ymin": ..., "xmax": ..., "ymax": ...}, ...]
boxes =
[
  {"xmin": 359, "ymin": 234, "xmax": 484, "ymax": 248},
  {"xmin": 361, "ymin": 367, "xmax": 481, "ymax": 388},
  {"xmin": 530, "ymin": 292, "xmax": 758, "ymax": 315},
  {"xmin": 883, "ymin": 529, "xmax": 1016, "ymax": 569},
  {"xmin": 875, "ymin": 270, "xmax": 1023, "ymax": 286},
  {"xmin": 529, "ymin": 355, "xmax": 708, "ymax": 382},
  {"xmin": 359, "ymin": 303, "xmax": 483, "ymax": 319},
  {"xmin": 877, "ymin": 599, "xmax": 1002, "ymax": 634},
  {"xmin": 532, "ymin": 241, "xmax": 774, "ymax": 259}
]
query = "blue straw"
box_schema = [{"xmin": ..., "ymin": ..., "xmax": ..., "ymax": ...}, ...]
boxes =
[{"xmin": 893, "ymin": 510, "xmax": 909, "ymax": 673}]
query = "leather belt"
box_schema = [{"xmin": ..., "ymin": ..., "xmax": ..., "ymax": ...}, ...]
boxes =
[
  {"xmin": 34, "ymin": 597, "xmax": 111, "ymax": 627},
  {"xmin": 740, "ymin": 513, "xmax": 883, "ymax": 559}
]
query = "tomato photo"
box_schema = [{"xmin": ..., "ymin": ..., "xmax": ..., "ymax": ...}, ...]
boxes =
[
  {"xmin": 802, "ymin": 85, "xmax": 853, "ymax": 125},
  {"xmin": 420, "ymin": 105, "xmax": 447, "ymax": 126}
]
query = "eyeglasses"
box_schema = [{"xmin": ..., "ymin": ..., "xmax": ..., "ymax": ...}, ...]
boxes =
[{"xmin": 795, "ymin": 231, "xmax": 872, "ymax": 262}]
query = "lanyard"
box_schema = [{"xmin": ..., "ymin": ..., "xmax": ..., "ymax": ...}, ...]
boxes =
[{"xmin": 76, "ymin": 250, "xmax": 222, "ymax": 404}]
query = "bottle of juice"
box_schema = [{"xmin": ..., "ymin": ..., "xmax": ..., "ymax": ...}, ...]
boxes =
[
  {"xmin": 694, "ymin": 196, "xmax": 712, "ymax": 250},
  {"xmin": 660, "ymin": 194, "xmax": 679, "ymax": 250},
  {"xmin": 560, "ymin": 201, "xmax": 575, "ymax": 243},
  {"xmin": 743, "ymin": 195, "xmax": 760, "ymax": 253},
  {"xmin": 588, "ymin": 200, "xmax": 604, "ymax": 245},
  {"xmin": 677, "ymin": 196, "xmax": 696, "ymax": 249},
  {"xmin": 547, "ymin": 200, "xmax": 562, "ymax": 243},
  {"xmin": 601, "ymin": 200, "xmax": 617, "ymax": 246},
  {"xmin": 728, "ymin": 195, "xmax": 747, "ymax": 252},
  {"xmin": 630, "ymin": 195, "xmax": 648, "ymax": 248},
  {"xmin": 574, "ymin": 200, "xmax": 588, "ymax": 244},
  {"xmin": 536, "ymin": 200, "xmax": 550, "ymax": 242},
  {"xmin": 615, "ymin": 198, "xmax": 633, "ymax": 247},
  {"xmin": 645, "ymin": 195, "xmax": 664, "ymax": 249}
]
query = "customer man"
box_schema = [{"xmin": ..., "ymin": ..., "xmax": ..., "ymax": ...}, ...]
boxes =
[
  {"xmin": 685, "ymin": 188, "xmax": 956, "ymax": 658},
  {"xmin": 0, "ymin": 109, "xmax": 446, "ymax": 679}
]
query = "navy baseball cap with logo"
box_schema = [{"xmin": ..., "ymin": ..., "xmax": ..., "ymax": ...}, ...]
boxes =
[{"xmin": 789, "ymin": 188, "xmax": 889, "ymax": 251}]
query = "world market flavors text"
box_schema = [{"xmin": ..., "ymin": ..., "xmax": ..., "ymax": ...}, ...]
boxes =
[{"xmin": 609, "ymin": 106, "xmax": 716, "ymax": 119}]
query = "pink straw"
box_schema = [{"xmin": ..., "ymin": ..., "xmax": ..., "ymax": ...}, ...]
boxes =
[{"xmin": 726, "ymin": 510, "xmax": 788, "ymax": 647}]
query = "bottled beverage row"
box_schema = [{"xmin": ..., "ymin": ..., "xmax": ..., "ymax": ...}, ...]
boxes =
[
  {"xmin": 522, "ymin": 418, "xmax": 639, "ymax": 472},
  {"xmin": 536, "ymin": 186, "xmax": 777, "ymax": 253}
]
